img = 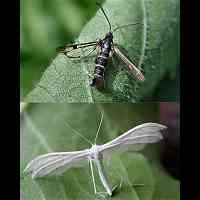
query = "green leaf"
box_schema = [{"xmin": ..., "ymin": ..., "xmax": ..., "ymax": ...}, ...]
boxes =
[
  {"xmin": 25, "ymin": 0, "xmax": 179, "ymax": 102},
  {"xmin": 20, "ymin": 104, "xmax": 179, "ymax": 200}
]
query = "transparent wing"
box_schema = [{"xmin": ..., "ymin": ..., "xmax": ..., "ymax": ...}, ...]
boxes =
[
  {"xmin": 113, "ymin": 44, "xmax": 145, "ymax": 81},
  {"xmin": 57, "ymin": 41, "xmax": 97, "ymax": 59},
  {"xmin": 24, "ymin": 150, "xmax": 90, "ymax": 179},
  {"xmin": 100, "ymin": 123, "xmax": 167, "ymax": 156}
]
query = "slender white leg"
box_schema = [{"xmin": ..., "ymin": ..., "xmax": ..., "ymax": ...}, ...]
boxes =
[
  {"xmin": 89, "ymin": 159, "xmax": 97, "ymax": 194},
  {"xmin": 89, "ymin": 159, "xmax": 108, "ymax": 199},
  {"xmin": 95, "ymin": 158, "xmax": 113, "ymax": 196}
]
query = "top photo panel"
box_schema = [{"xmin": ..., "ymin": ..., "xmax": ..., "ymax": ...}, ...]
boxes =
[{"xmin": 20, "ymin": 0, "xmax": 180, "ymax": 103}]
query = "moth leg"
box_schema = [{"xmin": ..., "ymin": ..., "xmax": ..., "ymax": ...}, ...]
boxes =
[
  {"xmin": 131, "ymin": 177, "xmax": 145, "ymax": 187},
  {"xmin": 85, "ymin": 70, "xmax": 93, "ymax": 79},
  {"xmin": 89, "ymin": 159, "xmax": 110, "ymax": 199},
  {"xmin": 109, "ymin": 48, "xmax": 114, "ymax": 58},
  {"xmin": 111, "ymin": 175, "xmax": 124, "ymax": 196},
  {"xmin": 118, "ymin": 175, "xmax": 124, "ymax": 189},
  {"xmin": 89, "ymin": 159, "xmax": 98, "ymax": 195},
  {"xmin": 132, "ymin": 183, "xmax": 145, "ymax": 187}
]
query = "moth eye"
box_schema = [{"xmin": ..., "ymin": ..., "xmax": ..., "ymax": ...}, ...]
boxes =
[{"xmin": 73, "ymin": 45, "xmax": 78, "ymax": 49}]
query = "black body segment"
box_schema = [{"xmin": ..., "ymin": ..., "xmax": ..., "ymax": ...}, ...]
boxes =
[{"xmin": 90, "ymin": 32, "xmax": 113, "ymax": 88}]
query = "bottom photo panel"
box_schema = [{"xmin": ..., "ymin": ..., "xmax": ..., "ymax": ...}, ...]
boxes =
[{"xmin": 20, "ymin": 103, "xmax": 180, "ymax": 200}]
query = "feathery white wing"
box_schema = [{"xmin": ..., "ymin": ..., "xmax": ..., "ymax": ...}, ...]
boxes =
[
  {"xmin": 99, "ymin": 123, "xmax": 167, "ymax": 156},
  {"xmin": 24, "ymin": 150, "xmax": 90, "ymax": 179}
]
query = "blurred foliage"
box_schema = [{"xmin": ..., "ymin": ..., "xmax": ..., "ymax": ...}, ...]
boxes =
[
  {"xmin": 20, "ymin": 0, "xmax": 179, "ymax": 101},
  {"xmin": 159, "ymin": 102, "xmax": 180, "ymax": 179},
  {"xmin": 20, "ymin": 103, "xmax": 180, "ymax": 200},
  {"xmin": 143, "ymin": 65, "xmax": 180, "ymax": 101}
]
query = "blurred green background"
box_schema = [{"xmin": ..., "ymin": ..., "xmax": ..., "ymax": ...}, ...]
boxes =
[{"xmin": 20, "ymin": 0, "xmax": 179, "ymax": 100}]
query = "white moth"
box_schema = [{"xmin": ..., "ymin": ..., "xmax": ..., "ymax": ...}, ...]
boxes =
[{"xmin": 24, "ymin": 114, "xmax": 167, "ymax": 197}]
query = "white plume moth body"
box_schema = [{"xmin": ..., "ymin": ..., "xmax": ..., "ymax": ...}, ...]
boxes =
[
  {"xmin": 57, "ymin": 3, "xmax": 145, "ymax": 89},
  {"xmin": 24, "ymin": 113, "xmax": 167, "ymax": 197}
]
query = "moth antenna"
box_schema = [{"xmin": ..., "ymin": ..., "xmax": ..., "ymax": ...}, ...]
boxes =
[
  {"xmin": 96, "ymin": 2, "xmax": 112, "ymax": 32},
  {"xmin": 94, "ymin": 112, "xmax": 104, "ymax": 144},
  {"xmin": 113, "ymin": 22, "xmax": 142, "ymax": 33},
  {"xmin": 63, "ymin": 120, "xmax": 93, "ymax": 146}
]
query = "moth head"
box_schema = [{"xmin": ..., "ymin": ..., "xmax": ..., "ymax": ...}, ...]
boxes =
[{"xmin": 105, "ymin": 32, "xmax": 113, "ymax": 41}]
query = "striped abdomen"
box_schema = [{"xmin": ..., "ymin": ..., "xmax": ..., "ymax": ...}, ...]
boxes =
[{"xmin": 90, "ymin": 39, "xmax": 112, "ymax": 88}]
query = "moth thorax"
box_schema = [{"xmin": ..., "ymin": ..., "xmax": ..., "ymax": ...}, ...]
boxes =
[
  {"xmin": 90, "ymin": 144, "xmax": 103, "ymax": 159},
  {"xmin": 105, "ymin": 32, "xmax": 113, "ymax": 41}
]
